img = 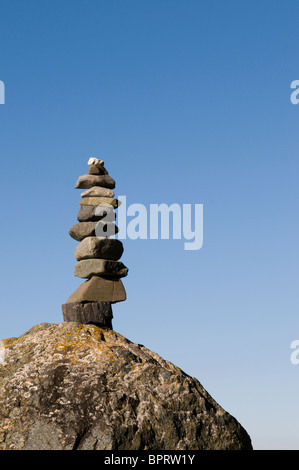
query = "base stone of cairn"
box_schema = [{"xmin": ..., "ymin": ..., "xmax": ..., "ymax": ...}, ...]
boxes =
[
  {"xmin": 62, "ymin": 302, "xmax": 113, "ymax": 329},
  {"xmin": 62, "ymin": 157, "xmax": 128, "ymax": 330}
]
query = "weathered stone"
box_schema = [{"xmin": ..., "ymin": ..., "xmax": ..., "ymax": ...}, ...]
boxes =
[
  {"xmin": 74, "ymin": 237, "xmax": 124, "ymax": 261},
  {"xmin": 74, "ymin": 259, "xmax": 128, "ymax": 279},
  {"xmin": 79, "ymin": 197, "xmax": 120, "ymax": 208},
  {"xmin": 69, "ymin": 222, "xmax": 97, "ymax": 241},
  {"xmin": 81, "ymin": 187, "xmax": 115, "ymax": 198},
  {"xmin": 65, "ymin": 276, "xmax": 126, "ymax": 303},
  {"xmin": 0, "ymin": 322, "xmax": 253, "ymax": 450},
  {"xmin": 88, "ymin": 164, "xmax": 108, "ymax": 175},
  {"xmin": 62, "ymin": 302, "xmax": 113, "ymax": 329},
  {"xmin": 77, "ymin": 205, "xmax": 116, "ymax": 223},
  {"xmin": 74, "ymin": 175, "xmax": 115, "ymax": 190},
  {"xmin": 69, "ymin": 222, "xmax": 118, "ymax": 241}
]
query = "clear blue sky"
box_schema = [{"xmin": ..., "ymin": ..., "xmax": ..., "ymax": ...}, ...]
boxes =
[{"xmin": 0, "ymin": 0, "xmax": 299, "ymax": 450}]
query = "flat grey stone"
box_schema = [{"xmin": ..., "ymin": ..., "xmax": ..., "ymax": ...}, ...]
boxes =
[
  {"xmin": 81, "ymin": 187, "xmax": 115, "ymax": 198},
  {"xmin": 77, "ymin": 205, "xmax": 116, "ymax": 222},
  {"xmin": 74, "ymin": 259, "xmax": 128, "ymax": 279},
  {"xmin": 79, "ymin": 197, "xmax": 120, "ymax": 208}
]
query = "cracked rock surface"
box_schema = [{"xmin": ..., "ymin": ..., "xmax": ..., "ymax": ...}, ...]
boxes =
[{"xmin": 0, "ymin": 322, "xmax": 252, "ymax": 450}]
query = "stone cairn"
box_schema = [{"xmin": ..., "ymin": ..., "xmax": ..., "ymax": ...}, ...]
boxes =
[{"xmin": 62, "ymin": 158, "xmax": 128, "ymax": 330}]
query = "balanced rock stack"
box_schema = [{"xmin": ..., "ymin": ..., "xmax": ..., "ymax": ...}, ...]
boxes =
[{"xmin": 62, "ymin": 158, "xmax": 128, "ymax": 330}]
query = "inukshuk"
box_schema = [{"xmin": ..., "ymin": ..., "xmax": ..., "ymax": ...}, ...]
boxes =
[{"xmin": 62, "ymin": 158, "xmax": 128, "ymax": 330}]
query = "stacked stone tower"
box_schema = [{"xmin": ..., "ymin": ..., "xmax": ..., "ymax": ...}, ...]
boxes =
[{"xmin": 62, "ymin": 158, "xmax": 128, "ymax": 330}]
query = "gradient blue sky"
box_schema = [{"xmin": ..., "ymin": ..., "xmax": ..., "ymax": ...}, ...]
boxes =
[{"xmin": 0, "ymin": 0, "xmax": 299, "ymax": 450}]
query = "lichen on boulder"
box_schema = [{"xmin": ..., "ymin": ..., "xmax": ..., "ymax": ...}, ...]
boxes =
[{"xmin": 0, "ymin": 322, "xmax": 252, "ymax": 450}]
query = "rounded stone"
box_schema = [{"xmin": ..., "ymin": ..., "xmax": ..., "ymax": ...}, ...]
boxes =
[
  {"xmin": 74, "ymin": 237, "xmax": 124, "ymax": 261},
  {"xmin": 69, "ymin": 222, "xmax": 118, "ymax": 242}
]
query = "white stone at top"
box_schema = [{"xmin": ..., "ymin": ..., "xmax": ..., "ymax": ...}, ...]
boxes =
[{"xmin": 88, "ymin": 157, "xmax": 104, "ymax": 166}]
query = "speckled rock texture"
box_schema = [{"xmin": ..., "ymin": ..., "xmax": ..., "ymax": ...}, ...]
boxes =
[{"xmin": 0, "ymin": 323, "xmax": 252, "ymax": 450}]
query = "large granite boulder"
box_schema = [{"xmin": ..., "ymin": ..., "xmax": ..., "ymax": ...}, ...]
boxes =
[{"xmin": 0, "ymin": 322, "xmax": 252, "ymax": 450}]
